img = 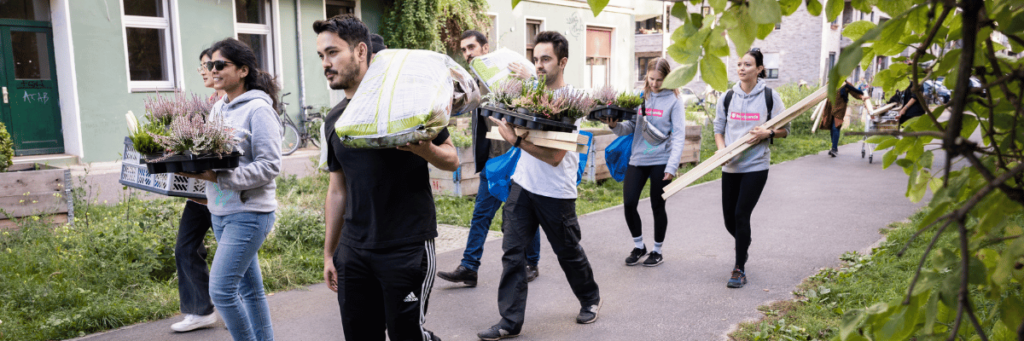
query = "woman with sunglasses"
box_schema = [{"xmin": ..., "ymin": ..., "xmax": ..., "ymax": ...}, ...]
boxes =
[
  {"xmin": 180, "ymin": 38, "xmax": 282, "ymax": 341},
  {"xmin": 713, "ymin": 48, "xmax": 788, "ymax": 289},
  {"xmin": 169, "ymin": 47, "xmax": 228, "ymax": 333}
]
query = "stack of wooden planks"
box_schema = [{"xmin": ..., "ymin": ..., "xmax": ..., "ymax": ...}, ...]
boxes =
[{"xmin": 486, "ymin": 127, "xmax": 590, "ymax": 153}]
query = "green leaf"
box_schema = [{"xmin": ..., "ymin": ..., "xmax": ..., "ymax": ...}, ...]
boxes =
[
  {"xmin": 806, "ymin": 0, "xmax": 823, "ymax": 16},
  {"xmin": 850, "ymin": 0, "xmax": 874, "ymax": 13},
  {"xmin": 707, "ymin": 25, "xmax": 729, "ymax": 57},
  {"xmin": 750, "ymin": 0, "xmax": 782, "ymax": 24},
  {"xmin": 895, "ymin": 136, "xmax": 917, "ymax": 154},
  {"xmin": 512, "ymin": 0, "xmax": 523, "ymax": 9},
  {"xmin": 906, "ymin": 5, "xmax": 930, "ymax": 34},
  {"xmin": 877, "ymin": 0, "xmax": 914, "ymax": 19},
  {"xmin": 866, "ymin": 135, "xmax": 894, "ymax": 144},
  {"xmin": 671, "ymin": 2, "xmax": 690, "ymax": 20},
  {"xmin": 840, "ymin": 309, "xmax": 868, "ymax": 339},
  {"xmin": 908, "ymin": 170, "xmax": 929, "ymax": 202},
  {"xmin": 663, "ymin": 62, "xmax": 700, "ymax": 89},
  {"xmin": 875, "ymin": 136, "xmax": 899, "ymax": 151},
  {"xmin": 992, "ymin": 237, "xmax": 1024, "ymax": 286},
  {"xmin": 825, "ymin": 0, "xmax": 843, "ymax": 22},
  {"xmin": 877, "ymin": 294, "xmax": 921, "ymax": 340},
  {"xmin": 780, "ymin": 0, "xmax": 801, "ymax": 16},
  {"xmin": 843, "ymin": 21, "xmax": 877, "ymax": 41},
  {"xmin": 883, "ymin": 149, "xmax": 898, "ymax": 168},
  {"xmin": 700, "ymin": 56, "xmax": 729, "ymax": 92},
  {"xmin": 709, "ymin": 0, "xmax": 727, "ymax": 13},
  {"xmin": 923, "ymin": 291, "xmax": 940, "ymax": 334},
  {"xmin": 875, "ymin": 15, "xmax": 908, "ymax": 56},
  {"xmin": 586, "ymin": 0, "xmax": 610, "ymax": 17},
  {"xmin": 757, "ymin": 23, "xmax": 775, "ymax": 40},
  {"xmin": 919, "ymin": 202, "xmax": 951, "ymax": 231},
  {"xmin": 998, "ymin": 295, "xmax": 1024, "ymax": 332},
  {"xmin": 960, "ymin": 114, "xmax": 979, "ymax": 140},
  {"xmin": 724, "ymin": 7, "xmax": 757, "ymax": 56},
  {"xmin": 828, "ymin": 46, "xmax": 862, "ymax": 102}
]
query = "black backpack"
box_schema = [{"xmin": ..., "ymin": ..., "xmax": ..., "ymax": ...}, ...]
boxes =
[{"xmin": 722, "ymin": 88, "xmax": 775, "ymax": 144}]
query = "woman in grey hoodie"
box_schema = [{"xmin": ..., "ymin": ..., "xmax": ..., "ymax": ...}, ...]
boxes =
[
  {"xmin": 713, "ymin": 49, "xmax": 788, "ymax": 289},
  {"xmin": 602, "ymin": 58, "xmax": 687, "ymax": 267},
  {"xmin": 180, "ymin": 38, "xmax": 282, "ymax": 341}
]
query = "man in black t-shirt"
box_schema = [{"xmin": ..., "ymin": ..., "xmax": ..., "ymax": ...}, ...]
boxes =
[{"xmin": 314, "ymin": 15, "xmax": 458, "ymax": 341}]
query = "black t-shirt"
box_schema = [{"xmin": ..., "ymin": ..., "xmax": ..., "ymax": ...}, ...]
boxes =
[
  {"xmin": 899, "ymin": 84, "xmax": 926, "ymax": 119},
  {"xmin": 325, "ymin": 99, "xmax": 450, "ymax": 249},
  {"xmin": 839, "ymin": 83, "xmax": 864, "ymax": 103}
]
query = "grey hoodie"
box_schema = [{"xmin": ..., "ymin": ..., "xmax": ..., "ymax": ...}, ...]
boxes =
[
  {"xmin": 713, "ymin": 79, "xmax": 787, "ymax": 173},
  {"xmin": 611, "ymin": 90, "xmax": 687, "ymax": 174},
  {"xmin": 205, "ymin": 89, "xmax": 282, "ymax": 216}
]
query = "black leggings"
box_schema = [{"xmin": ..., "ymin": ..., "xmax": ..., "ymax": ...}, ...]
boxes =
[
  {"xmin": 721, "ymin": 170, "xmax": 769, "ymax": 271},
  {"xmin": 623, "ymin": 164, "xmax": 670, "ymax": 243}
]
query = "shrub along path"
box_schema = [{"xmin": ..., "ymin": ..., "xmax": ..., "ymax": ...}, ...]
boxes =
[{"xmin": 75, "ymin": 137, "xmax": 926, "ymax": 340}]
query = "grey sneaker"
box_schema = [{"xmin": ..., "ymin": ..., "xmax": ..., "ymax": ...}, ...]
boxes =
[
  {"xmin": 526, "ymin": 264, "xmax": 539, "ymax": 282},
  {"xmin": 477, "ymin": 325, "xmax": 519, "ymax": 340},
  {"xmin": 576, "ymin": 299, "xmax": 602, "ymax": 324}
]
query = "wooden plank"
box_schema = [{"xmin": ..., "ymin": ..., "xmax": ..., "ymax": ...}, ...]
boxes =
[
  {"xmin": 871, "ymin": 103, "xmax": 897, "ymax": 116},
  {"xmin": 514, "ymin": 128, "xmax": 588, "ymax": 145},
  {"xmin": 0, "ymin": 168, "xmax": 67, "ymax": 194},
  {"xmin": 810, "ymin": 100, "xmax": 827, "ymax": 134},
  {"xmin": 663, "ymin": 87, "xmax": 828, "ymax": 200},
  {"xmin": 0, "ymin": 193, "xmax": 69, "ymax": 219},
  {"xmin": 0, "ymin": 214, "xmax": 68, "ymax": 230},
  {"xmin": 684, "ymin": 125, "xmax": 702, "ymax": 140},
  {"xmin": 487, "ymin": 130, "xmax": 587, "ymax": 153}
]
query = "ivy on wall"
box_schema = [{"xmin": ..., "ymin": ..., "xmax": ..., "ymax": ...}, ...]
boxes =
[{"xmin": 381, "ymin": 0, "xmax": 489, "ymax": 57}]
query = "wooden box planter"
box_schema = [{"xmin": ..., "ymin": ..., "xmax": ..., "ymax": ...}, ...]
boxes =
[
  {"xmin": 118, "ymin": 137, "xmax": 206, "ymax": 199},
  {"xmin": 580, "ymin": 125, "xmax": 703, "ymax": 182},
  {"xmin": 428, "ymin": 146, "xmax": 479, "ymax": 197},
  {"xmin": 0, "ymin": 163, "xmax": 74, "ymax": 228}
]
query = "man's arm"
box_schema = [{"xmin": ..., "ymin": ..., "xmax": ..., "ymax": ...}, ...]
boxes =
[
  {"xmin": 488, "ymin": 117, "xmax": 566, "ymax": 167},
  {"xmin": 323, "ymin": 169, "xmax": 346, "ymax": 293},
  {"xmin": 397, "ymin": 137, "xmax": 460, "ymax": 171}
]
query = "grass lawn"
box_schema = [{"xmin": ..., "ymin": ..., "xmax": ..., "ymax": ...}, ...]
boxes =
[{"xmin": 0, "ymin": 85, "xmax": 867, "ymax": 340}]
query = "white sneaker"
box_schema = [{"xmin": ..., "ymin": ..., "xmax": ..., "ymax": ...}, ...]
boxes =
[{"xmin": 171, "ymin": 312, "xmax": 218, "ymax": 332}]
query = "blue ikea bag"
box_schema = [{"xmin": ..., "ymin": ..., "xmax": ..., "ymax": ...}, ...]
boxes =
[
  {"xmin": 605, "ymin": 133, "xmax": 633, "ymax": 182},
  {"xmin": 484, "ymin": 147, "xmax": 522, "ymax": 202}
]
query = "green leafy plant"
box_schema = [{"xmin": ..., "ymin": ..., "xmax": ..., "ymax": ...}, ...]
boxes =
[
  {"xmin": 450, "ymin": 126, "xmax": 472, "ymax": 148},
  {"xmin": 0, "ymin": 121, "xmax": 14, "ymax": 173},
  {"xmin": 614, "ymin": 92, "xmax": 643, "ymax": 109},
  {"xmin": 382, "ymin": 0, "xmax": 489, "ymax": 54}
]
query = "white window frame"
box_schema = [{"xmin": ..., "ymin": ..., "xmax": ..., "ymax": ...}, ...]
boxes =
[
  {"xmin": 524, "ymin": 17, "xmax": 546, "ymax": 62},
  {"xmin": 120, "ymin": 0, "xmax": 183, "ymax": 92},
  {"xmin": 584, "ymin": 24, "xmax": 615, "ymax": 90},
  {"xmin": 233, "ymin": 0, "xmax": 281, "ymax": 81},
  {"xmin": 764, "ymin": 52, "xmax": 780, "ymax": 79},
  {"xmin": 486, "ymin": 12, "xmax": 499, "ymax": 49}
]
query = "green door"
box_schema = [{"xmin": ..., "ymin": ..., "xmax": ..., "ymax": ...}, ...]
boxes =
[{"xmin": 0, "ymin": 24, "xmax": 63, "ymax": 156}]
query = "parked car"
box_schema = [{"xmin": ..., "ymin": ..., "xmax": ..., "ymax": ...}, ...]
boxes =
[{"xmin": 923, "ymin": 79, "xmax": 951, "ymax": 104}]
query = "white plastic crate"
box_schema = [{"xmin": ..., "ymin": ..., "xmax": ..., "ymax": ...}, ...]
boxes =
[{"xmin": 118, "ymin": 137, "xmax": 206, "ymax": 198}]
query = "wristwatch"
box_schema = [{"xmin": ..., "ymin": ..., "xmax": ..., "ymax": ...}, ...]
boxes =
[
  {"xmin": 514, "ymin": 136, "xmax": 523, "ymax": 147},
  {"xmin": 768, "ymin": 130, "xmax": 776, "ymax": 139}
]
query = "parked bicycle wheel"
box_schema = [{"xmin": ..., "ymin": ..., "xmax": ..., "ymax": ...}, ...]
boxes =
[{"xmin": 281, "ymin": 122, "xmax": 300, "ymax": 156}]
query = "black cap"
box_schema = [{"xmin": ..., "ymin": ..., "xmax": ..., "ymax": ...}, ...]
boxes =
[{"xmin": 370, "ymin": 34, "xmax": 386, "ymax": 54}]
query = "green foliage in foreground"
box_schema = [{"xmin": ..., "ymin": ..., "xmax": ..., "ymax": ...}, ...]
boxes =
[{"xmin": 732, "ymin": 210, "xmax": 1024, "ymax": 341}]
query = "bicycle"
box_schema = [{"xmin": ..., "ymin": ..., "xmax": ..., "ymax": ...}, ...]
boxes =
[{"xmin": 277, "ymin": 92, "xmax": 323, "ymax": 156}]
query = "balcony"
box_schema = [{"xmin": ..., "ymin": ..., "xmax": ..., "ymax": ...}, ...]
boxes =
[{"xmin": 635, "ymin": 32, "xmax": 664, "ymax": 54}]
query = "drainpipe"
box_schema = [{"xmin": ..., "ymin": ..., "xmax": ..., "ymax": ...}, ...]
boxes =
[{"xmin": 294, "ymin": 0, "xmax": 308, "ymax": 125}]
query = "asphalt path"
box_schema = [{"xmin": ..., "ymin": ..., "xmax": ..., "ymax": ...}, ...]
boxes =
[{"xmin": 74, "ymin": 140, "xmax": 927, "ymax": 341}]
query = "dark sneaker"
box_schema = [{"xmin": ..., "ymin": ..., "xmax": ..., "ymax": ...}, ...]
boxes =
[
  {"xmin": 576, "ymin": 299, "xmax": 602, "ymax": 324},
  {"xmin": 477, "ymin": 325, "xmax": 519, "ymax": 340},
  {"xmin": 424, "ymin": 329, "xmax": 442, "ymax": 341},
  {"xmin": 727, "ymin": 269, "xmax": 747, "ymax": 288},
  {"xmin": 828, "ymin": 150, "xmax": 836, "ymax": 157},
  {"xmin": 625, "ymin": 246, "xmax": 647, "ymax": 266},
  {"xmin": 437, "ymin": 265, "xmax": 478, "ymax": 287},
  {"xmin": 643, "ymin": 251, "xmax": 663, "ymax": 267},
  {"xmin": 526, "ymin": 264, "xmax": 539, "ymax": 282}
]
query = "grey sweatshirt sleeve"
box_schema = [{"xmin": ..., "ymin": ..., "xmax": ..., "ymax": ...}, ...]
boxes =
[
  {"xmin": 664, "ymin": 101, "xmax": 688, "ymax": 175},
  {"xmin": 773, "ymin": 91, "xmax": 790, "ymax": 135},
  {"xmin": 713, "ymin": 96, "xmax": 727, "ymax": 135},
  {"xmin": 611, "ymin": 120, "xmax": 636, "ymax": 136},
  {"xmin": 216, "ymin": 106, "xmax": 282, "ymax": 191}
]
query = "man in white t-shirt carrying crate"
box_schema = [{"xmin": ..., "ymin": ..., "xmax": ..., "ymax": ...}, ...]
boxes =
[{"xmin": 477, "ymin": 31, "xmax": 602, "ymax": 341}]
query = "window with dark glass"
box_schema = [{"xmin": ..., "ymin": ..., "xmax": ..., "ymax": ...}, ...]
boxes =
[{"xmin": 0, "ymin": 0, "xmax": 51, "ymax": 21}]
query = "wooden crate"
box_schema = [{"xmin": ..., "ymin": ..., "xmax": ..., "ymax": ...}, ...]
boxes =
[
  {"xmin": 428, "ymin": 146, "xmax": 479, "ymax": 196},
  {"xmin": 0, "ymin": 163, "xmax": 73, "ymax": 228},
  {"xmin": 580, "ymin": 125, "xmax": 703, "ymax": 182}
]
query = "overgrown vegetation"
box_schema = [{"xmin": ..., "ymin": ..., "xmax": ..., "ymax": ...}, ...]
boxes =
[
  {"xmin": 381, "ymin": 0, "xmax": 489, "ymax": 56},
  {"xmin": 0, "ymin": 121, "xmax": 14, "ymax": 172}
]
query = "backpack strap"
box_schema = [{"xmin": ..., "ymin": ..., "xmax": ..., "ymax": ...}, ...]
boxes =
[
  {"xmin": 765, "ymin": 87, "xmax": 774, "ymax": 144},
  {"xmin": 722, "ymin": 90, "xmax": 734, "ymax": 114}
]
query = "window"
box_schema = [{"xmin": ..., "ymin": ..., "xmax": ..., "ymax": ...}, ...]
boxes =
[
  {"xmin": 635, "ymin": 16, "xmax": 662, "ymax": 34},
  {"xmin": 828, "ymin": 52, "xmax": 836, "ymax": 73},
  {"xmin": 701, "ymin": 6, "xmax": 712, "ymax": 16},
  {"xmin": 122, "ymin": 0, "xmax": 178, "ymax": 91},
  {"xmin": 585, "ymin": 27, "xmax": 612, "ymax": 89},
  {"xmin": 0, "ymin": 0, "xmax": 51, "ymax": 21},
  {"xmin": 235, "ymin": 0, "xmax": 276, "ymax": 76},
  {"xmin": 325, "ymin": 0, "xmax": 355, "ymax": 17},
  {"xmin": 525, "ymin": 19, "xmax": 543, "ymax": 63},
  {"xmin": 763, "ymin": 52, "xmax": 780, "ymax": 79},
  {"xmin": 637, "ymin": 56, "xmax": 655, "ymax": 81}
]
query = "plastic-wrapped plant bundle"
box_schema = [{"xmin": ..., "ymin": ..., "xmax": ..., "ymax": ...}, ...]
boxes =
[
  {"xmin": 593, "ymin": 85, "xmax": 617, "ymax": 106},
  {"xmin": 335, "ymin": 49, "xmax": 477, "ymax": 149}
]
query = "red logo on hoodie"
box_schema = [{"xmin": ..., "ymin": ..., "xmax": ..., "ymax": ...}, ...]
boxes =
[
  {"xmin": 729, "ymin": 112, "xmax": 760, "ymax": 121},
  {"xmin": 637, "ymin": 108, "xmax": 664, "ymax": 117}
]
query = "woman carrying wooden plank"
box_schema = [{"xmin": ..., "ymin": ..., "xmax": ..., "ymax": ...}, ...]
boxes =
[
  {"xmin": 713, "ymin": 49, "xmax": 788, "ymax": 289},
  {"xmin": 601, "ymin": 58, "xmax": 687, "ymax": 267}
]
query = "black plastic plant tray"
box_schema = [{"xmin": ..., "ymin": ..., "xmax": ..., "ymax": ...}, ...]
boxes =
[
  {"xmin": 478, "ymin": 105, "xmax": 576, "ymax": 133},
  {"xmin": 144, "ymin": 152, "xmax": 241, "ymax": 174},
  {"xmin": 587, "ymin": 105, "xmax": 638, "ymax": 122}
]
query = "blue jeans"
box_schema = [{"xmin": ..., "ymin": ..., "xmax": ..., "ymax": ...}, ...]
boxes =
[
  {"xmin": 830, "ymin": 122, "xmax": 841, "ymax": 151},
  {"xmin": 210, "ymin": 212, "xmax": 275, "ymax": 341},
  {"xmin": 461, "ymin": 171, "xmax": 541, "ymax": 272}
]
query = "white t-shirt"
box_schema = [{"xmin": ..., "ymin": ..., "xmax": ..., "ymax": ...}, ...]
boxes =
[{"xmin": 512, "ymin": 84, "xmax": 580, "ymax": 199}]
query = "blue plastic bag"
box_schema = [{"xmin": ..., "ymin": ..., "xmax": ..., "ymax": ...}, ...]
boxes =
[
  {"xmin": 576, "ymin": 131, "xmax": 594, "ymax": 186},
  {"xmin": 484, "ymin": 147, "xmax": 522, "ymax": 202},
  {"xmin": 605, "ymin": 133, "xmax": 633, "ymax": 182}
]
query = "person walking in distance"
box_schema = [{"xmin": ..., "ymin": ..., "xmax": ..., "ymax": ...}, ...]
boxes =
[
  {"xmin": 436, "ymin": 30, "xmax": 543, "ymax": 288},
  {"xmin": 477, "ymin": 31, "xmax": 601, "ymax": 341},
  {"xmin": 317, "ymin": 15, "xmax": 457, "ymax": 341},
  {"xmin": 179, "ymin": 38, "xmax": 283, "ymax": 340},
  {"xmin": 713, "ymin": 48, "xmax": 788, "ymax": 289},
  {"xmin": 169, "ymin": 47, "xmax": 223, "ymax": 333},
  {"xmin": 601, "ymin": 58, "xmax": 687, "ymax": 267},
  {"xmin": 822, "ymin": 80, "xmax": 869, "ymax": 157}
]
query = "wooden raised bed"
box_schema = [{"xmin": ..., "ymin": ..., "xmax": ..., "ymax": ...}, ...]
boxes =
[
  {"xmin": 581, "ymin": 125, "xmax": 703, "ymax": 182},
  {"xmin": 428, "ymin": 146, "xmax": 479, "ymax": 196},
  {"xmin": 0, "ymin": 163, "xmax": 74, "ymax": 228}
]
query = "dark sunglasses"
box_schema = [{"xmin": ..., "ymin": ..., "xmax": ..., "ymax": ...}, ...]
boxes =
[{"xmin": 204, "ymin": 60, "xmax": 235, "ymax": 71}]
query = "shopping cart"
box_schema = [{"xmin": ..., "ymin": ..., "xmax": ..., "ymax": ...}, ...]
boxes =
[{"xmin": 861, "ymin": 108, "xmax": 900, "ymax": 164}]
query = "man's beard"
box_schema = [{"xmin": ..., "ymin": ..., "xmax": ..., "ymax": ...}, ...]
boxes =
[{"xmin": 327, "ymin": 55, "xmax": 360, "ymax": 90}]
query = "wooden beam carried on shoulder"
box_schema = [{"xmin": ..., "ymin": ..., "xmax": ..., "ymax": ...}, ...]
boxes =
[
  {"xmin": 662, "ymin": 87, "xmax": 828, "ymax": 200},
  {"xmin": 487, "ymin": 127, "xmax": 588, "ymax": 153}
]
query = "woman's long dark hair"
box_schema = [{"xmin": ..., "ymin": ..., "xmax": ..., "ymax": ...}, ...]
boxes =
[
  {"xmin": 745, "ymin": 49, "xmax": 768, "ymax": 79},
  {"xmin": 209, "ymin": 38, "xmax": 280, "ymax": 110}
]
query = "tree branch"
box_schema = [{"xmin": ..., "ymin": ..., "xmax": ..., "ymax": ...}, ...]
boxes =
[
  {"xmin": 847, "ymin": 131, "xmax": 946, "ymax": 138},
  {"xmin": 961, "ymin": 148, "xmax": 1024, "ymax": 205}
]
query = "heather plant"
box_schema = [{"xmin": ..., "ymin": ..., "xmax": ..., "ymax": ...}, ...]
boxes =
[
  {"xmin": 152, "ymin": 112, "xmax": 246, "ymax": 157},
  {"xmin": 143, "ymin": 92, "xmax": 215, "ymax": 126},
  {"xmin": 487, "ymin": 78, "xmax": 524, "ymax": 107},
  {"xmin": 560, "ymin": 89, "xmax": 595, "ymax": 120},
  {"xmin": 614, "ymin": 92, "xmax": 643, "ymax": 109},
  {"xmin": 531, "ymin": 92, "xmax": 569, "ymax": 119},
  {"xmin": 592, "ymin": 85, "xmax": 617, "ymax": 106}
]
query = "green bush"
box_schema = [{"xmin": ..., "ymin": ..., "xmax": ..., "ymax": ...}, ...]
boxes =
[{"xmin": 0, "ymin": 121, "xmax": 13, "ymax": 172}]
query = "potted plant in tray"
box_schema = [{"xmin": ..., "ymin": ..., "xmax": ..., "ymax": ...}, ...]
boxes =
[
  {"xmin": 147, "ymin": 112, "xmax": 245, "ymax": 174},
  {"xmin": 587, "ymin": 86, "xmax": 643, "ymax": 122}
]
